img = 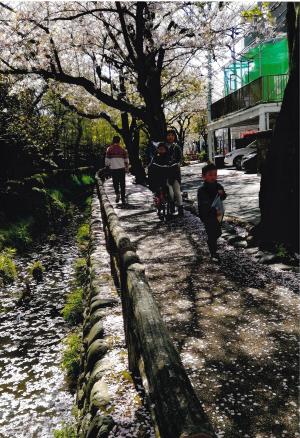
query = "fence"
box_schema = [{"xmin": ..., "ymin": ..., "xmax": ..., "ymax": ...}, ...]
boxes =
[
  {"xmin": 95, "ymin": 169, "xmax": 215, "ymax": 438},
  {"xmin": 211, "ymin": 74, "xmax": 288, "ymax": 120}
]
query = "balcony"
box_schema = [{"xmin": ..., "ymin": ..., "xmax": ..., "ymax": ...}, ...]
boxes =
[{"xmin": 211, "ymin": 74, "xmax": 288, "ymax": 121}]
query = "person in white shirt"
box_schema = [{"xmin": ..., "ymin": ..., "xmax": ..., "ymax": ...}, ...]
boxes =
[{"xmin": 105, "ymin": 136, "xmax": 129, "ymax": 206}]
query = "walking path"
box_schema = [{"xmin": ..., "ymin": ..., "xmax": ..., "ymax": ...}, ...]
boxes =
[
  {"xmin": 104, "ymin": 171, "xmax": 299, "ymax": 438},
  {"xmin": 181, "ymin": 163, "xmax": 261, "ymax": 225}
]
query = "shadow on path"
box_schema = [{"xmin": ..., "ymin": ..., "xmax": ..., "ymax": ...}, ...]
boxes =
[{"xmin": 104, "ymin": 176, "xmax": 299, "ymax": 438}]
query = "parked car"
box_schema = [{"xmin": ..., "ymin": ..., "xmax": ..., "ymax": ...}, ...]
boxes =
[
  {"xmin": 224, "ymin": 141, "xmax": 257, "ymax": 170},
  {"xmin": 241, "ymin": 151, "xmax": 258, "ymax": 173}
]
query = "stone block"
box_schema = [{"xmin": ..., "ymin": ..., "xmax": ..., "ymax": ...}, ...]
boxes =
[
  {"xmin": 85, "ymin": 321, "xmax": 104, "ymax": 347},
  {"xmin": 86, "ymin": 340, "xmax": 108, "ymax": 372}
]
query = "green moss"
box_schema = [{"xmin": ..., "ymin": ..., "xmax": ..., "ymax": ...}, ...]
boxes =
[
  {"xmin": 0, "ymin": 249, "xmax": 17, "ymax": 284},
  {"xmin": 74, "ymin": 258, "xmax": 88, "ymax": 286},
  {"xmin": 28, "ymin": 260, "xmax": 45, "ymax": 281},
  {"xmin": 83, "ymin": 196, "xmax": 92, "ymax": 219},
  {"xmin": 85, "ymin": 196, "xmax": 92, "ymax": 208},
  {"xmin": 61, "ymin": 288, "xmax": 83, "ymax": 325},
  {"xmin": 76, "ymin": 223, "xmax": 90, "ymax": 252},
  {"xmin": 53, "ymin": 422, "xmax": 77, "ymax": 438},
  {"xmin": 61, "ymin": 332, "xmax": 82, "ymax": 384}
]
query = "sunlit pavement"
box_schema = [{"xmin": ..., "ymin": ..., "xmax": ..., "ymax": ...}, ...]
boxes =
[
  {"xmin": 181, "ymin": 163, "xmax": 261, "ymax": 225},
  {"xmin": 104, "ymin": 175, "xmax": 299, "ymax": 438}
]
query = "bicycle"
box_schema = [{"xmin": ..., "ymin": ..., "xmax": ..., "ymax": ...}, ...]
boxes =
[
  {"xmin": 153, "ymin": 185, "xmax": 173, "ymax": 220},
  {"xmin": 149, "ymin": 162, "xmax": 178, "ymax": 221}
]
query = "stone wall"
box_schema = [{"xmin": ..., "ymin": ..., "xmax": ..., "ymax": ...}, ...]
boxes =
[{"xmin": 76, "ymin": 193, "xmax": 119, "ymax": 437}]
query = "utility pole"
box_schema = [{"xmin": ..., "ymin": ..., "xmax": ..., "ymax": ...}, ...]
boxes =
[
  {"xmin": 207, "ymin": 45, "xmax": 214, "ymax": 162},
  {"xmin": 206, "ymin": 0, "xmax": 214, "ymax": 162}
]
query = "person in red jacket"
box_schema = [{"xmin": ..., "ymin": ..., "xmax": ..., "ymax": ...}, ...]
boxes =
[{"xmin": 105, "ymin": 136, "xmax": 129, "ymax": 206}]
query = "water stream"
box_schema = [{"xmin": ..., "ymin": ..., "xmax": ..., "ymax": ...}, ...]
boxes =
[{"xmin": 0, "ymin": 221, "xmax": 80, "ymax": 438}]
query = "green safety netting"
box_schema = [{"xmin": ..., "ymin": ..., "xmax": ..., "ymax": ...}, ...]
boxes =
[{"xmin": 224, "ymin": 37, "xmax": 288, "ymax": 97}]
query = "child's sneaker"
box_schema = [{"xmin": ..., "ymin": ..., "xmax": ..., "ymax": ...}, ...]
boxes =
[
  {"xmin": 210, "ymin": 252, "xmax": 219, "ymax": 263},
  {"xmin": 115, "ymin": 194, "xmax": 120, "ymax": 203}
]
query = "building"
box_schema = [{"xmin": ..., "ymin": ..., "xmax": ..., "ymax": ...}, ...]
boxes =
[{"xmin": 208, "ymin": 3, "xmax": 288, "ymax": 157}]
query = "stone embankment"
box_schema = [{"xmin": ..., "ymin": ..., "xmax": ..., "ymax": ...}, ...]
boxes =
[{"xmin": 76, "ymin": 194, "xmax": 154, "ymax": 437}]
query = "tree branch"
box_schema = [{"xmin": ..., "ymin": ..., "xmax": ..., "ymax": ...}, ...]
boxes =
[
  {"xmin": 49, "ymin": 8, "xmax": 119, "ymax": 21},
  {"xmin": 116, "ymin": 2, "xmax": 137, "ymax": 64},
  {"xmin": 0, "ymin": 1, "xmax": 14, "ymax": 12},
  {"xmin": 0, "ymin": 61, "xmax": 145, "ymax": 119},
  {"xmin": 58, "ymin": 95, "xmax": 123, "ymax": 135}
]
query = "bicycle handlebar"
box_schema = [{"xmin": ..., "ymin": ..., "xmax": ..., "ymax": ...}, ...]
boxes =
[{"xmin": 149, "ymin": 162, "xmax": 180, "ymax": 169}]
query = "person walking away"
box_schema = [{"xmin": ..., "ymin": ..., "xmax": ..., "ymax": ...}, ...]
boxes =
[
  {"xmin": 197, "ymin": 163, "xmax": 227, "ymax": 260},
  {"xmin": 166, "ymin": 129, "xmax": 184, "ymax": 216},
  {"xmin": 105, "ymin": 136, "xmax": 129, "ymax": 207}
]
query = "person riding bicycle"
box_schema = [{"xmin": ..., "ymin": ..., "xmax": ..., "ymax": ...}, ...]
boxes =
[
  {"xmin": 148, "ymin": 142, "xmax": 170, "ymax": 196},
  {"xmin": 165, "ymin": 130, "xmax": 184, "ymax": 216}
]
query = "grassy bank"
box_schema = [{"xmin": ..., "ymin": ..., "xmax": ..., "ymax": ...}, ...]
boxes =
[{"xmin": 0, "ymin": 170, "xmax": 94, "ymax": 285}]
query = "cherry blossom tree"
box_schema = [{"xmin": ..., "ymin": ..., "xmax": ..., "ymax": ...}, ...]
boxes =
[{"xmin": 0, "ymin": 1, "xmax": 249, "ymax": 134}]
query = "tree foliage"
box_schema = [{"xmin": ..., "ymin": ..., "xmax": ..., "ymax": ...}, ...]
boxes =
[{"xmin": 0, "ymin": 76, "xmax": 116, "ymax": 179}]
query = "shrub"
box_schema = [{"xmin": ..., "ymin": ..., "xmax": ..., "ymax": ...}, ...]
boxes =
[
  {"xmin": 61, "ymin": 288, "xmax": 83, "ymax": 325},
  {"xmin": 61, "ymin": 332, "xmax": 82, "ymax": 384},
  {"xmin": 5, "ymin": 218, "xmax": 33, "ymax": 251},
  {"xmin": 275, "ymin": 243, "xmax": 289, "ymax": 260},
  {"xmin": 0, "ymin": 248, "xmax": 17, "ymax": 284},
  {"xmin": 76, "ymin": 223, "xmax": 89, "ymax": 252},
  {"xmin": 197, "ymin": 151, "xmax": 208, "ymax": 162},
  {"xmin": 81, "ymin": 174, "xmax": 95, "ymax": 186},
  {"xmin": 182, "ymin": 155, "xmax": 191, "ymax": 166},
  {"xmin": 29, "ymin": 260, "xmax": 45, "ymax": 282},
  {"xmin": 70, "ymin": 174, "xmax": 81, "ymax": 187},
  {"xmin": 0, "ymin": 232, "xmax": 6, "ymax": 251},
  {"xmin": 70, "ymin": 173, "xmax": 94, "ymax": 187},
  {"xmin": 30, "ymin": 173, "xmax": 47, "ymax": 186},
  {"xmin": 53, "ymin": 422, "xmax": 77, "ymax": 438},
  {"xmin": 47, "ymin": 189, "xmax": 70, "ymax": 221},
  {"xmin": 74, "ymin": 258, "xmax": 88, "ymax": 286}
]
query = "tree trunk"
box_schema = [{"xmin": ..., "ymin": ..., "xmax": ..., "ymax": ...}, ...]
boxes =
[
  {"xmin": 142, "ymin": 85, "xmax": 167, "ymax": 141},
  {"xmin": 136, "ymin": 44, "xmax": 167, "ymax": 141},
  {"xmin": 146, "ymin": 111, "xmax": 167, "ymax": 141},
  {"xmin": 258, "ymin": 3, "xmax": 299, "ymax": 251},
  {"xmin": 121, "ymin": 113, "xmax": 146, "ymax": 184}
]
